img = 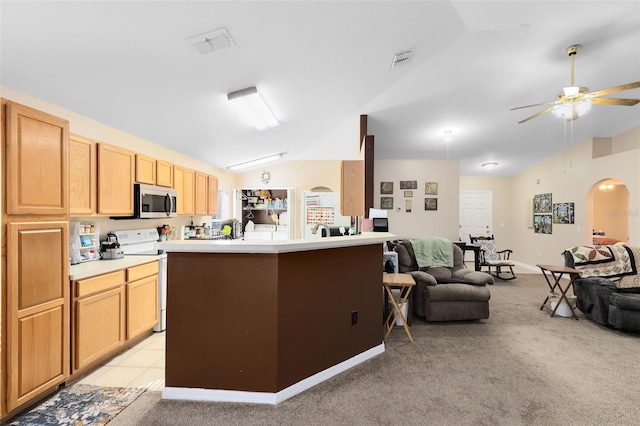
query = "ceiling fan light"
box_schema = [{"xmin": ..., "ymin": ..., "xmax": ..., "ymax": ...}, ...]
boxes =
[
  {"xmin": 563, "ymin": 86, "xmax": 580, "ymax": 97},
  {"xmin": 575, "ymin": 100, "xmax": 591, "ymax": 116},
  {"xmin": 551, "ymin": 103, "xmax": 573, "ymax": 119}
]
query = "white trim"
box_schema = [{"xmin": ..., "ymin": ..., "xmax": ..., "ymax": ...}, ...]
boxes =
[{"xmin": 161, "ymin": 343, "xmax": 385, "ymax": 405}]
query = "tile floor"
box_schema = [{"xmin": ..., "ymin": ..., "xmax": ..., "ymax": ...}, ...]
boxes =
[{"xmin": 77, "ymin": 331, "xmax": 166, "ymax": 391}]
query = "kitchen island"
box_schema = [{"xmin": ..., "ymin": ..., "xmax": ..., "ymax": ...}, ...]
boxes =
[{"xmin": 159, "ymin": 232, "xmax": 395, "ymax": 404}]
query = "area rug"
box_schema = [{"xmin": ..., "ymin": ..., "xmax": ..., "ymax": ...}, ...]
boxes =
[{"xmin": 9, "ymin": 383, "xmax": 145, "ymax": 426}]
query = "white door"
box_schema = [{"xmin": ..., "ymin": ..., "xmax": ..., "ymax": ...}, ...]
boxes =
[{"xmin": 459, "ymin": 191, "xmax": 492, "ymax": 243}]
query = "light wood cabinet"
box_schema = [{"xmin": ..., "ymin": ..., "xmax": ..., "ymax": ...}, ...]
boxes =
[
  {"xmin": 135, "ymin": 154, "xmax": 156, "ymax": 185},
  {"xmin": 6, "ymin": 222, "xmax": 69, "ymax": 412},
  {"xmin": 4, "ymin": 101, "xmax": 69, "ymax": 216},
  {"xmin": 127, "ymin": 275, "xmax": 158, "ymax": 340},
  {"xmin": 156, "ymin": 160, "xmax": 174, "ymax": 188},
  {"xmin": 195, "ymin": 172, "xmax": 209, "ymax": 215},
  {"xmin": 208, "ymin": 175, "xmax": 219, "ymax": 216},
  {"xmin": 97, "ymin": 143, "xmax": 135, "ymax": 215},
  {"xmin": 341, "ymin": 160, "xmax": 364, "ymax": 217},
  {"xmin": 69, "ymin": 135, "xmax": 97, "ymax": 215},
  {"xmin": 173, "ymin": 165, "xmax": 195, "ymax": 215}
]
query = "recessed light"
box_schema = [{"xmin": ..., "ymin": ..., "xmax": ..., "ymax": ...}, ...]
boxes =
[{"xmin": 482, "ymin": 162, "xmax": 498, "ymax": 169}]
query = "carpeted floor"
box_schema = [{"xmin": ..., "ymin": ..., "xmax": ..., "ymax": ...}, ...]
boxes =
[
  {"xmin": 8, "ymin": 383, "xmax": 145, "ymax": 425},
  {"xmin": 110, "ymin": 273, "xmax": 640, "ymax": 426}
]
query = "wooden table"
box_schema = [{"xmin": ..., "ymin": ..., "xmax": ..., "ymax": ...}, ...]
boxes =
[
  {"xmin": 537, "ymin": 264, "xmax": 581, "ymax": 320},
  {"xmin": 383, "ymin": 272, "xmax": 416, "ymax": 342}
]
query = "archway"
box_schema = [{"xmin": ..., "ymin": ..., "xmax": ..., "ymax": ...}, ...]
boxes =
[{"xmin": 587, "ymin": 178, "xmax": 630, "ymax": 245}]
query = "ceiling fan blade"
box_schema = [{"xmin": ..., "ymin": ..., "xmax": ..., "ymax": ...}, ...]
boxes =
[
  {"xmin": 589, "ymin": 97, "xmax": 639, "ymax": 106},
  {"xmin": 511, "ymin": 100, "xmax": 558, "ymax": 111},
  {"xmin": 584, "ymin": 81, "xmax": 640, "ymax": 98},
  {"xmin": 517, "ymin": 106, "xmax": 555, "ymax": 124}
]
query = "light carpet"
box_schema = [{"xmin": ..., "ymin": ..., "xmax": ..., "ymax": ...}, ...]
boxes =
[{"xmin": 110, "ymin": 273, "xmax": 640, "ymax": 425}]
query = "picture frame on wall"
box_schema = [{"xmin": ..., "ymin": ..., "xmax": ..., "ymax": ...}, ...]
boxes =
[
  {"xmin": 425, "ymin": 182, "xmax": 438, "ymax": 195},
  {"xmin": 424, "ymin": 197, "xmax": 438, "ymax": 211},
  {"xmin": 400, "ymin": 180, "xmax": 417, "ymax": 189},
  {"xmin": 534, "ymin": 193, "xmax": 552, "ymax": 213},
  {"xmin": 404, "ymin": 190, "xmax": 413, "ymax": 197},
  {"xmin": 380, "ymin": 182, "xmax": 393, "ymax": 194},
  {"xmin": 534, "ymin": 214, "xmax": 552, "ymax": 234},
  {"xmin": 553, "ymin": 202, "xmax": 575, "ymax": 224},
  {"xmin": 381, "ymin": 197, "xmax": 394, "ymax": 209},
  {"xmin": 406, "ymin": 199, "xmax": 412, "ymax": 213}
]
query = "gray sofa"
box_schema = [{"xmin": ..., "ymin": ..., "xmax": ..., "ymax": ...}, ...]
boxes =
[{"xmin": 392, "ymin": 240, "xmax": 494, "ymax": 321}]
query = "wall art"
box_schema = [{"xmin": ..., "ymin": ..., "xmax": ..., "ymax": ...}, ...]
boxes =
[
  {"xmin": 381, "ymin": 197, "xmax": 394, "ymax": 209},
  {"xmin": 553, "ymin": 202, "xmax": 575, "ymax": 224},
  {"xmin": 405, "ymin": 199, "xmax": 412, "ymax": 213},
  {"xmin": 404, "ymin": 190, "xmax": 413, "ymax": 197},
  {"xmin": 534, "ymin": 214, "xmax": 552, "ymax": 234},
  {"xmin": 380, "ymin": 182, "xmax": 393, "ymax": 194},
  {"xmin": 400, "ymin": 180, "xmax": 417, "ymax": 190},
  {"xmin": 425, "ymin": 182, "xmax": 439, "ymax": 195},
  {"xmin": 534, "ymin": 193, "xmax": 552, "ymax": 213},
  {"xmin": 424, "ymin": 197, "xmax": 438, "ymax": 211}
]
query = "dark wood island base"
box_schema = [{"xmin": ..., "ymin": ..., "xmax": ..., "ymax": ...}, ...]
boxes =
[{"xmin": 160, "ymin": 234, "xmax": 393, "ymax": 404}]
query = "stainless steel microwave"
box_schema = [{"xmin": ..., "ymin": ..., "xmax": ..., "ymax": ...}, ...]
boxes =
[{"xmin": 112, "ymin": 183, "xmax": 177, "ymax": 219}]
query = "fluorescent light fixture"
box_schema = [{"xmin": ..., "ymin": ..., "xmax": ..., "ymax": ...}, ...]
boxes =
[
  {"xmin": 482, "ymin": 162, "xmax": 498, "ymax": 169},
  {"xmin": 227, "ymin": 153, "xmax": 285, "ymax": 171},
  {"xmin": 227, "ymin": 87, "xmax": 279, "ymax": 131}
]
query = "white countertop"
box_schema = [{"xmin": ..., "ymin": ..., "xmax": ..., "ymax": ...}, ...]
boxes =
[
  {"xmin": 69, "ymin": 255, "xmax": 163, "ymax": 281},
  {"xmin": 158, "ymin": 232, "xmax": 396, "ymax": 254}
]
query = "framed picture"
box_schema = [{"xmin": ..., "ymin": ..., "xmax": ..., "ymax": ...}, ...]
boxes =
[
  {"xmin": 424, "ymin": 197, "xmax": 438, "ymax": 211},
  {"xmin": 534, "ymin": 214, "xmax": 552, "ymax": 234},
  {"xmin": 553, "ymin": 202, "xmax": 575, "ymax": 224},
  {"xmin": 405, "ymin": 199, "xmax": 412, "ymax": 213},
  {"xmin": 425, "ymin": 182, "xmax": 438, "ymax": 195},
  {"xmin": 400, "ymin": 180, "xmax": 417, "ymax": 190},
  {"xmin": 381, "ymin": 197, "xmax": 394, "ymax": 209},
  {"xmin": 534, "ymin": 193, "xmax": 552, "ymax": 213},
  {"xmin": 404, "ymin": 190, "xmax": 413, "ymax": 197},
  {"xmin": 380, "ymin": 182, "xmax": 394, "ymax": 194}
]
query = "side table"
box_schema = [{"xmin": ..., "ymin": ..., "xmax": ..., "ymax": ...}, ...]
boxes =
[
  {"xmin": 537, "ymin": 264, "xmax": 581, "ymax": 320},
  {"xmin": 382, "ymin": 272, "xmax": 416, "ymax": 342}
]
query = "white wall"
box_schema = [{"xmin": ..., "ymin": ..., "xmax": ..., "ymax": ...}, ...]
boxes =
[{"xmin": 374, "ymin": 159, "xmax": 460, "ymax": 241}]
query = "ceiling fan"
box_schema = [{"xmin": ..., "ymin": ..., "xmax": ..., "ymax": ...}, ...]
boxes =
[{"xmin": 512, "ymin": 45, "xmax": 640, "ymax": 124}]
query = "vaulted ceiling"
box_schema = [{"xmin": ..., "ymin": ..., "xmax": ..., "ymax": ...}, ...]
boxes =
[{"xmin": 2, "ymin": 1, "xmax": 639, "ymax": 176}]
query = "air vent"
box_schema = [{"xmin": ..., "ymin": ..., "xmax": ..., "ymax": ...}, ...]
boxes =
[
  {"xmin": 186, "ymin": 28, "xmax": 235, "ymax": 55},
  {"xmin": 390, "ymin": 49, "xmax": 413, "ymax": 69}
]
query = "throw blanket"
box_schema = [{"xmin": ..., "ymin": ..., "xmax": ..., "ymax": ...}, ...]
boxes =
[
  {"xmin": 410, "ymin": 237, "xmax": 453, "ymax": 268},
  {"xmin": 565, "ymin": 245, "xmax": 637, "ymax": 279}
]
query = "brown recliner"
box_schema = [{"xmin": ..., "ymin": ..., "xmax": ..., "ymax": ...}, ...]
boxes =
[{"xmin": 393, "ymin": 240, "xmax": 493, "ymax": 321}]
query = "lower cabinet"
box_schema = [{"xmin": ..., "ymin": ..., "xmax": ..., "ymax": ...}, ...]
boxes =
[{"xmin": 71, "ymin": 261, "xmax": 158, "ymax": 375}]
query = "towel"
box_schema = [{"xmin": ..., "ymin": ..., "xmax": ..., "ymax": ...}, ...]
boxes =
[{"xmin": 410, "ymin": 237, "xmax": 453, "ymax": 268}]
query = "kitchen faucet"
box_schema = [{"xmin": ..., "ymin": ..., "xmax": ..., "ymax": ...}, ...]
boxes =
[{"xmin": 311, "ymin": 223, "xmax": 330, "ymax": 237}]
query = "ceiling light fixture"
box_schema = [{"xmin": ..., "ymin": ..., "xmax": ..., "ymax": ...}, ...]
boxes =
[
  {"xmin": 227, "ymin": 87, "xmax": 280, "ymax": 131},
  {"xmin": 482, "ymin": 162, "xmax": 498, "ymax": 169},
  {"xmin": 227, "ymin": 153, "xmax": 285, "ymax": 172},
  {"xmin": 443, "ymin": 130, "xmax": 453, "ymax": 143}
]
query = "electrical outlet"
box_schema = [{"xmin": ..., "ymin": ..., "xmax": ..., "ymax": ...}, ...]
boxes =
[
  {"xmin": 396, "ymin": 206, "xmax": 401, "ymax": 212},
  {"xmin": 351, "ymin": 310, "xmax": 358, "ymax": 325}
]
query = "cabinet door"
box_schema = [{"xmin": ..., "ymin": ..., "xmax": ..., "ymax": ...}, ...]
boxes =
[
  {"xmin": 126, "ymin": 275, "xmax": 158, "ymax": 340},
  {"xmin": 69, "ymin": 135, "xmax": 97, "ymax": 215},
  {"xmin": 341, "ymin": 160, "xmax": 364, "ymax": 216},
  {"xmin": 173, "ymin": 165, "xmax": 195, "ymax": 215},
  {"xmin": 6, "ymin": 222, "xmax": 69, "ymax": 412},
  {"xmin": 4, "ymin": 101, "xmax": 69, "ymax": 216},
  {"xmin": 156, "ymin": 160, "xmax": 174, "ymax": 188},
  {"xmin": 207, "ymin": 175, "xmax": 219, "ymax": 216},
  {"xmin": 135, "ymin": 154, "xmax": 156, "ymax": 185},
  {"xmin": 74, "ymin": 286, "xmax": 125, "ymax": 372},
  {"xmin": 194, "ymin": 172, "xmax": 208, "ymax": 215},
  {"xmin": 184, "ymin": 168, "xmax": 196, "ymax": 215},
  {"xmin": 97, "ymin": 143, "xmax": 135, "ymax": 215}
]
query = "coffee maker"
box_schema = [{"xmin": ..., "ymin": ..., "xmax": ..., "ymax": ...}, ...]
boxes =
[{"xmin": 100, "ymin": 233, "xmax": 124, "ymax": 259}]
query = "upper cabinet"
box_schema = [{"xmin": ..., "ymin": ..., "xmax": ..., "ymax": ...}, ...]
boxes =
[
  {"xmin": 4, "ymin": 101, "xmax": 69, "ymax": 216},
  {"xmin": 69, "ymin": 135, "xmax": 97, "ymax": 215},
  {"xmin": 135, "ymin": 154, "xmax": 156, "ymax": 185},
  {"xmin": 173, "ymin": 165, "xmax": 195, "ymax": 215},
  {"xmin": 156, "ymin": 160, "xmax": 174, "ymax": 188},
  {"xmin": 97, "ymin": 143, "xmax": 135, "ymax": 215},
  {"xmin": 208, "ymin": 175, "xmax": 218, "ymax": 216},
  {"xmin": 341, "ymin": 160, "xmax": 364, "ymax": 217},
  {"xmin": 194, "ymin": 172, "xmax": 209, "ymax": 215}
]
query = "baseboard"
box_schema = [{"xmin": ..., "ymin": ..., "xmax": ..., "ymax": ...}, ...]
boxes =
[{"xmin": 161, "ymin": 343, "xmax": 386, "ymax": 405}]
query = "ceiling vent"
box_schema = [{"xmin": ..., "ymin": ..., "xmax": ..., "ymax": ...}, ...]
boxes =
[
  {"xmin": 186, "ymin": 28, "xmax": 235, "ymax": 55},
  {"xmin": 390, "ymin": 49, "xmax": 413, "ymax": 69}
]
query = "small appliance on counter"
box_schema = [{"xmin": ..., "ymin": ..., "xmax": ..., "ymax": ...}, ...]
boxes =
[{"xmin": 100, "ymin": 233, "xmax": 124, "ymax": 259}]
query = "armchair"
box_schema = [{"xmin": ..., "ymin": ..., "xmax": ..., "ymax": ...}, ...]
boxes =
[{"xmin": 470, "ymin": 235, "xmax": 516, "ymax": 280}]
